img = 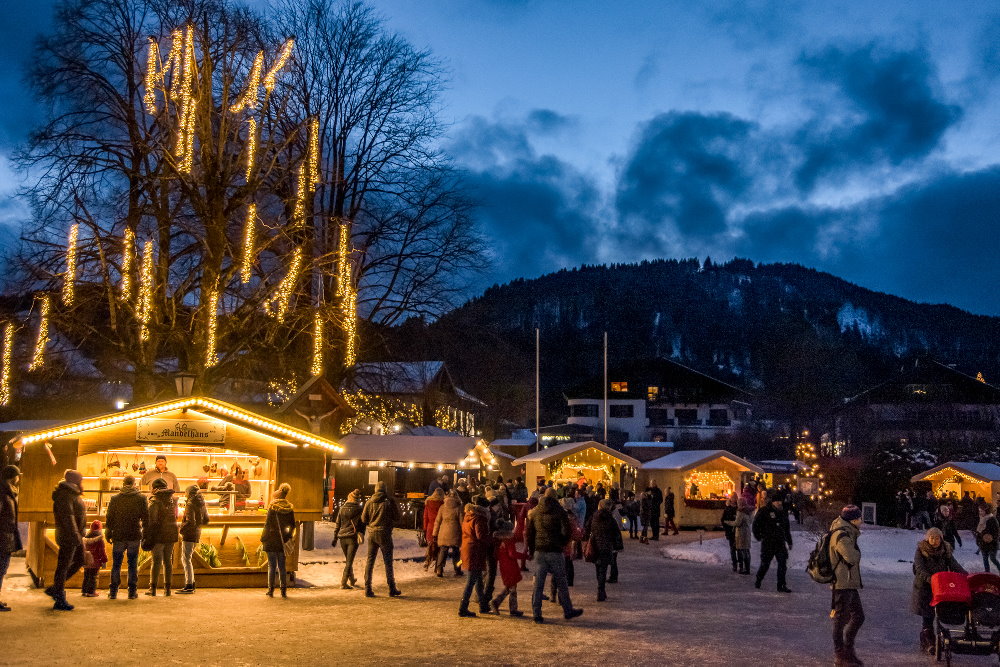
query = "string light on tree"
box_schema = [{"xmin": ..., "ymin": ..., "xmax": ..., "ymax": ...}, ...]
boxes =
[
  {"xmin": 343, "ymin": 286, "xmax": 357, "ymax": 367},
  {"xmin": 270, "ymin": 246, "xmax": 303, "ymax": 322},
  {"xmin": 240, "ymin": 204, "xmax": 256, "ymax": 284},
  {"xmin": 28, "ymin": 294, "xmax": 50, "ymax": 372},
  {"xmin": 244, "ymin": 117, "xmax": 257, "ymax": 180},
  {"xmin": 121, "ymin": 227, "xmax": 135, "ymax": 300},
  {"xmin": 308, "ymin": 117, "xmax": 320, "ymax": 186},
  {"xmin": 138, "ymin": 240, "xmax": 155, "ymax": 342},
  {"xmin": 263, "ymin": 38, "xmax": 294, "ymax": 91},
  {"xmin": 62, "ymin": 223, "xmax": 78, "ymax": 306},
  {"xmin": 0, "ymin": 322, "xmax": 13, "ymax": 406},
  {"xmin": 311, "ymin": 310, "xmax": 323, "ymax": 376},
  {"xmin": 228, "ymin": 51, "xmax": 263, "ymax": 113},
  {"xmin": 205, "ymin": 286, "xmax": 219, "ymax": 368}
]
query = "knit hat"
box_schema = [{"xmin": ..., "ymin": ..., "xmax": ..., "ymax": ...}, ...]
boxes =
[
  {"xmin": 1, "ymin": 464, "xmax": 20, "ymax": 480},
  {"xmin": 64, "ymin": 469, "xmax": 83, "ymax": 489},
  {"xmin": 841, "ymin": 505, "xmax": 863, "ymax": 522},
  {"xmin": 347, "ymin": 489, "xmax": 360, "ymax": 502},
  {"xmin": 186, "ymin": 484, "xmax": 200, "ymax": 497},
  {"xmin": 151, "ymin": 478, "xmax": 168, "ymax": 490},
  {"xmin": 464, "ymin": 503, "xmax": 476, "ymax": 513},
  {"xmin": 90, "ymin": 519, "xmax": 102, "ymax": 531},
  {"xmin": 274, "ymin": 482, "xmax": 291, "ymax": 499}
]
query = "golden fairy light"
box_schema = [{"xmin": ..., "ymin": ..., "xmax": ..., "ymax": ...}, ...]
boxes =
[
  {"xmin": 337, "ymin": 222, "xmax": 350, "ymax": 297},
  {"xmin": 62, "ymin": 223, "xmax": 78, "ymax": 306},
  {"xmin": 205, "ymin": 286, "xmax": 219, "ymax": 368},
  {"xmin": 28, "ymin": 294, "xmax": 50, "ymax": 372},
  {"xmin": 263, "ymin": 38, "xmax": 294, "ymax": 92},
  {"xmin": 121, "ymin": 227, "xmax": 135, "ymax": 300},
  {"xmin": 311, "ymin": 310, "xmax": 323, "ymax": 376},
  {"xmin": 144, "ymin": 38, "xmax": 160, "ymax": 114},
  {"xmin": 293, "ymin": 164, "xmax": 306, "ymax": 227},
  {"xmin": 344, "ymin": 286, "xmax": 357, "ymax": 367},
  {"xmin": 240, "ymin": 204, "xmax": 256, "ymax": 284},
  {"xmin": 138, "ymin": 240, "xmax": 155, "ymax": 342},
  {"xmin": 272, "ymin": 246, "xmax": 303, "ymax": 322},
  {"xmin": 308, "ymin": 117, "xmax": 320, "ymax": 187},
  {"xmin": 0, "ymin": 322, "xmax": 13, "ymax": 405},
  {"xmin": 175, "ymin": 26, "xmax": 197, "ymax": 174},
  {"xmin": 229, "ymin": 51, "xmax": 263, "ymax": 113},
  {"xmin": 244, "ymin": 117, "xmax": 257, "ymax": 180}
]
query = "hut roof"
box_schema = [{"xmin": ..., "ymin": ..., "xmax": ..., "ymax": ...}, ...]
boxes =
[
  {"xmin": 911, "ymin": 461, "xmax": 1000, "ymax": 484},
  {"xmin": 641, "ymin": 450, "xmax": 763, "ymax": 473},
  {"xmin": 512, "ymin": 440, "xmax": 640, "ymax": 468}
]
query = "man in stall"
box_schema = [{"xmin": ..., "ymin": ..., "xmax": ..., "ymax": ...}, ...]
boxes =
[{"xmin": 141, "ymin": 454, "xmax": 180, "ymax": 492}]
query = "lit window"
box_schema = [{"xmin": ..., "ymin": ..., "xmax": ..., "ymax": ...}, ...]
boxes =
[
  {"xmin": 647, "ymin": 386, "xmax": 659, "ymax": 400},
  {"xmin": 611, "ymin": 382, "xmax": 628, "ymax": 392}
]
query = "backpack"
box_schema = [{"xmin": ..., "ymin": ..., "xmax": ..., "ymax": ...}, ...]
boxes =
[{"xmin": 806, "ymin": 527, "xmax": 847, "ymax": 584}]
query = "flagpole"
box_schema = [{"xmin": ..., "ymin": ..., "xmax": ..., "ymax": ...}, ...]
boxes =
[
  {"xmin": 603, "ymin": 331, "xmax": 608, "ymax": 445},
  {"xmin": 535, "ymin": 327, "xmax": 540, "ymax": 453}
]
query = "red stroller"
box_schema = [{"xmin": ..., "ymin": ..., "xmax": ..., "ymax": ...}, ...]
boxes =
[{"xmin": 932, "ymin": 572, "xmax": 1000, "ymax": 664}]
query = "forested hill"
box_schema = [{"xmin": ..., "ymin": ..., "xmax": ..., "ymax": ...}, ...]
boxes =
[{"xmin": 389, "ymin": 258, "xmax": 1000, "ymax": 431}]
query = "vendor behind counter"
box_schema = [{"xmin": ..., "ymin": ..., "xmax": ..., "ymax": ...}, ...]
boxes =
[{"xmin": 139, "ymin": 455, "xmax": 180, "ymax": 492}]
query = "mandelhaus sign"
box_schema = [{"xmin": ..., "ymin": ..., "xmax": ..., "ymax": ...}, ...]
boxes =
[{"xmin": 136, "ymin": 418, "xmax": 227, "ymax": 443}]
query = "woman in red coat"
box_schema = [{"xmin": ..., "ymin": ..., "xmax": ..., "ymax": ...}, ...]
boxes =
[
  {"xmin": 458, "ymin": 503, "xmax": 490, "ymax": 617},
  {"xmin": 423, "ymin": 488, "xmax": 444, "ymax": 570},
  {"xmin": 490, "ymin": 519, "xmax": 527, "ymax": 616}
]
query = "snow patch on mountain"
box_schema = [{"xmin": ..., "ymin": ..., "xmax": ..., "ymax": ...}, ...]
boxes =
[{"xmin": 837, "ymin": 302, "xmax": 882, "ymax": 338}]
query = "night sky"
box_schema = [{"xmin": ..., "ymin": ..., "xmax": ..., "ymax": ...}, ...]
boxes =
[{"xmin": 2, "ymin": 1, "xmax": 999, "ymax": 314}]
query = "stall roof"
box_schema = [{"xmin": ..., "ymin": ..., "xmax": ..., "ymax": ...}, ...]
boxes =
[
  {"xmin": 911, "ymin": 461, "xmax": 1000, "ymax": 483},
  {"xmin": 10, "ymin": 396, "xmax": 344, "ymax": 452},
  {"xmin": 624, "ymin": 442, "xmax": 676, "ymax": 448},
  {"xmin": 0, "ymin": 420, "xmax": 67, "ymax": 432},
  {"xmin": 641, "ymin": 450, "xmax": 764, "ymax": 473},
  {"xmin": 335, "ymin": 434, "xmax": 495, "ymax": 466},
  {"xmin": 491, "ymin": 437, "xmax": 537, "ymax": 447},
  {"xmin": 512, "ymin": 440, "xmax": 640, "ymax": 468},
  {"xmin": 757, "ymin": 460, "xmax": 809, "ymax": 474}
]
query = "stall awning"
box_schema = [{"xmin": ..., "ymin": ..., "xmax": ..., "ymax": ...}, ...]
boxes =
[
  {"xmin": 641, "ymin": 450, "xmax": 764, "ymax": 473},
  {"xmin": 911, "ymin": 461, "xmax": 1000, "ymax": 484},
  {"xmin": 11, "ymin": 396, "xmax": 344, "ymax": 452},
  {"xmin": 334, "ymin": 434, "xmax": 497, "ymax": 468},
  {"xmin": 512, "ymin": 441, "xmax": 640, "ymax": 468}
]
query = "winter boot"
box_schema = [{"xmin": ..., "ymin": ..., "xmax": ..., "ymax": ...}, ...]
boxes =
[
  {"xmin": 265, "ymin": 588, "xmax": 274, "ymax": 597},
  {"xmin": 164, "ymin": 586, "xmax": 171, "ymax": 597},
  {"xmin": 458, "ymin": 608, "xmax": 477, "ymax": 618},
  {"xmin": 280, "ymin": 588, "xmax": 287, "ymax": 598},
  {"xmin": 597, "ymin": 589, "xmax": 607, "ymax": 602},
  {"xmin": 843, "ymin": 647, "xmax": 864, "ymax": 667},
  {"xmin": 53, "ymin": 597, "xmax": 75, "ymax": 611},
  {"xmin": 145, "ymin": 587, "xmax": 156, "ymax": 597},
  {"xmin": 176, "ymin": 583, "xmax": 194, "ymax": 594},
  {"xmin": 919, "ymin": 628, "xmax": 934, "ymax": 654},
  {"xmin": 128, "ymin": 588, "xmax": 138, "ymax": 600},
  {"xmin": 108, "ymin": 587, "xmax": 117, "ymax": 600}
]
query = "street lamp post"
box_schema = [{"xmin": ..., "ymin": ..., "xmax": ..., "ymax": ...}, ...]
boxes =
[{"xmin": 174, "ymin": 372, "xmax": 196, "ymax": 397}]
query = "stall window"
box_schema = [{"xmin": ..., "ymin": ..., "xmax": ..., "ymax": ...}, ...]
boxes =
[
  {"xmin": 609, "ymin": 404, "xmax": 634, "ymax": 418},
  {"xmin": 647, "ymin": 386, "xmax": 659, "ymax": 400},
  {"xmin": 571, "ymin": 403, "xmax": 599, "ymax": 418}
]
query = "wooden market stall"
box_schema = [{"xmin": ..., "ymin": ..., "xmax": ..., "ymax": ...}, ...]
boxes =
[
  {"xmin": 12, "ymin": 396, "xmax": 340, "ymax": 589},
  {"xmin": 911, "ymin": 462, "xmax": 1000, "ymax": 503},
  {"xmin": 639, "ymin": 450, "xmax": 763, "ymax": 528},
  {"xmin": 511, "ymin": 441, "xmax": 640, "ymax": 490}
]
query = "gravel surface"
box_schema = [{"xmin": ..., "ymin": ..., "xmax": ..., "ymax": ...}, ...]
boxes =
[{"xmin": 0, "ymin": 528, "xmax": 983, "ymax": 666}]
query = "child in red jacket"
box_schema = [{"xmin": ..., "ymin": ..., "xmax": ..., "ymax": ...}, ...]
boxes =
[
  {"xmin": 81, "ymin": 519, "xmax": 108, "ymax": 597},
  {"xmin": 490, "ymin": 520, "xmax": 527, "ymax": 616}
]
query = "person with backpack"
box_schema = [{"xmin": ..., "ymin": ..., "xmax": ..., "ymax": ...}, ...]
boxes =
[
  {"xmin": 177, "ymin": 486, "xmax": 209, "ymax": 594},
  {"xmin": 828, "ymin": 505, "xmax": 865, "ymax": 667},
  {"xmin": 975, "ymin": 504, "xmax": 1000, "ymax": 572},
  {"xmin": 752, "ymin": 489, "xmax": 793, "ymax": 593},
  {"xmin": 912, "ymin": 526, "xmax": 966, "ymax": 653}
]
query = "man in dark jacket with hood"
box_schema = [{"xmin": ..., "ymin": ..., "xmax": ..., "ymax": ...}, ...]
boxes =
[
  {"xmin": 752, "ymin": 489, "xmax": 793, "ymax": 593},
  {"xmin": 0, "ymin": 465, "xmax": 22, "ymax": 611},
  {"xmin": 361, "ymin": 481, "xmax": 402, "ymax": 597},
  {"xmin": 46, "ymin": 469, "xmax": 87, "ymax": 610},
  {"xmin": 526, "ymin": 489, "xmax": 583, "ymax": 623},
  {"xmin": 105, "ymin": 475, "xmax": 148, "ymax": 599},
  {"xmin": 646, "ymin": 480, "xmax": 664, "ymax": 540}
]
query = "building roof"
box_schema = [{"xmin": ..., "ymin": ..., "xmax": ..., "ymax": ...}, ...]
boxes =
[
  {"xmin": 641, "ymin": 450, "xmax": 764, "ymax": 473},
  {"xmin": 490, "ymin": 437, "xmax": 537, "ymax": 447},
  {"xmin": 564, "ymin": 357, "xmax": 751, "ymax": 402},
  {"xmin": 512, "ymin": 440, "xmax": 640, "ymax": 468},
  {"xmin": 844, "ymin": 358, "xmax": 1000, "ymax": 407},
  {"xmin": 334, "ymin": 434, "xmax": 494, "ymax": 467},
  {"xmin": 911, "ymin": 461, "xmax": 1000, "ymax": 483},
  {"xmin": 274, "ymin": 375, "xmax": 355, "ymax": 416},
  {"xmin": 624, "ymin": 441, "xmax": 675, "ymax": 448},
  {"xmin": 757, "ymin": 460, "xmax": 808, "ymax": 473}
]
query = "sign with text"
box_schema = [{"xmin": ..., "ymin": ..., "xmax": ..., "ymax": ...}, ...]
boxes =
[{"xmin": 136, "ymin": 418, "xmax": 226, "ymax": 443}]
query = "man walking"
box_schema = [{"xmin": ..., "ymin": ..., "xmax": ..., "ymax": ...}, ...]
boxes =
[
  {"xmin": 664, "ymin": 486, "xmax": 679, "ymax": 536},
  {"xmin": 647, "ymin": 480, "xmax": 663, "ymax": 540},
  {"xmin": 526, "ymin": 488, "xmax": 584, "ymax": 624},
  {"xmin": 830, "ymin": 505, "xmax": 865, "ymax": 667},
  {"xmin": 0, "ymin": 465, "xmax": 21, "ymax": 611},
  {"xmin": 104, "ymin": 475, "xmax": 148, "ymax": 599},
  {"xmin": 46, "ymin": 469, "xmax": 86, "ymax": 611},
  {"xmin": 752, "ymin": 489, "xmax": 793, "ymax": 593},
  {"xmin": 362, "ymin": 481, "xmax": 402, "ymax": 597}
]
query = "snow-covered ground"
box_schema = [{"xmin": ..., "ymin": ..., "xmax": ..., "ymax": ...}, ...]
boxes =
[
  {"xmin": 295, "ymin": 521, "xmax": 430, "ymax": 587},
  {"xmin": 662, "ymin": 525, "xmax": 989, "ymax": 575}
]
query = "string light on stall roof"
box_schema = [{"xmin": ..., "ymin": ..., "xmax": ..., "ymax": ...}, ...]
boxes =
[
  {"xmin": 138, "ymin": 240, "xmax": 155, "ymax": 342},
  {"xmin": 229, "ymin": 51, "xmax": 264, "ymax": 113},
  {"xmin": 62, "ymin": 223, "xmax": 79, "ymax": 306},
  {"xmin": 240, "ymin": 204, "xmax": 256, "ymax": 284},
  {"xmin": 205, "ymin": 286, "xmax": 219, "ymax": 368},
  {"xmin": 28, "ymin": 294, "xmax": 50, "ymax": 372},
  {"xmin": 0, "ymin": 322, "xmax": 13, "ymax": 406},
  {"xmin": 310, "ymin": 310, "xmax": 323, "ymax": 376},
  {"xmin": 263, "ymin": 38, "xmax": 294, "ymax": 92},
  {"xmin": 121, "ymin": 227, "xmax": 135, "ymax": 301}
]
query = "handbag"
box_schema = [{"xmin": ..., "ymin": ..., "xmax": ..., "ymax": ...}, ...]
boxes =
[
  {"xmin": 416, "ymin": 529, "xmax": 428, "ymax": 549},
  {"xmin": 583, "ymin": 537, "xmax": 597, "ymax": 563}
]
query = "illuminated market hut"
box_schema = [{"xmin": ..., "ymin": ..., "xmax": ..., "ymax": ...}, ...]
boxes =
[
  {"xmin": 911, "ymin": 462, "xmax": 1000, "ymax": 503},
  {"xmin": 511, "ymin": 441, "xmax": 640, "ymax": 489},
  {"xmin": 639, "ymin": 450, "xmax": 763, "ymax": 528},
  {"xmin": 12, "ymin": 397, "xmax": 340, "ymax": 589}
]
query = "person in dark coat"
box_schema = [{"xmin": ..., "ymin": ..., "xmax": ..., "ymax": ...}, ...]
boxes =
[
  {"xmin": 331, "ymin": 489, "xmax": 363, "ymax": 589},
  {"xmin": 912, "ymin": 527, "xmax": 966, "ymax": 653},
  {"xmin": 752, "ymin": 489, "xmax": 793, "ymax": 593},
  {"xmin": 721, "ymin": 494, "xmax": 739, "ymax": 572},
  {"xmin": 104, "ymin": 474, "xmax": 148, "ymax": 599},
  {"xmin": 260, "ymin": 483, "xmax": 296, "ymax": 597},
  {"xmin": 361, "ymin": 480, "xmax": 401, "ymax": 597},
  {"xmin": 458, "ymin": 503, "xmax": 491, "ymax": 617},
  {"xmin": 622, "ymin": 491, "xmax": 640, "ymax": 539},
  {"xmin": 646, "ymin": 481, "xmax": 664, "ymax": 540},
  {"xmin": 639, "ymin": 491, "xmax": 653, "ymax": 542},
  {"xmin": 526, "ymin": 489, "xmax": 584, "ymax": 623},
  {"xmin": 933, "ymin": 504, "xmax": 963, "ymax": 550},
  {"xmin": 177, "ymin": 485, "xmax": 209, "ymax": 594},
  {"xmin": 664, "ymin": 487, "xmax": 679, "ymax": 536},
  {"xmin": 144, "ymin": 478, "xmax": 178, "ymax": 596},
  {"xmin": 0, "ymin": 465, "xmax": 22, "ymax": 611},
  {"xmin": 975, "ymin": 504, "xmax": 1000, "ymax": 572},
  {"xmin": 589, "ymin": 499, "xmax": 624, "ymax": 601},
  {"xmin": 46, "ymin": 469, "xmax": 86, "ymax": 610}
]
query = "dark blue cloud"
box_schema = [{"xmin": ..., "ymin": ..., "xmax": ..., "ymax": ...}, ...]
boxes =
[
  {"xmin": 794, "ymin": 44, "xmax": 961, "ymax": 192},
  {"xmin": 0, "ymin": 0, "xmax": 55, "ymax": 145}
]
